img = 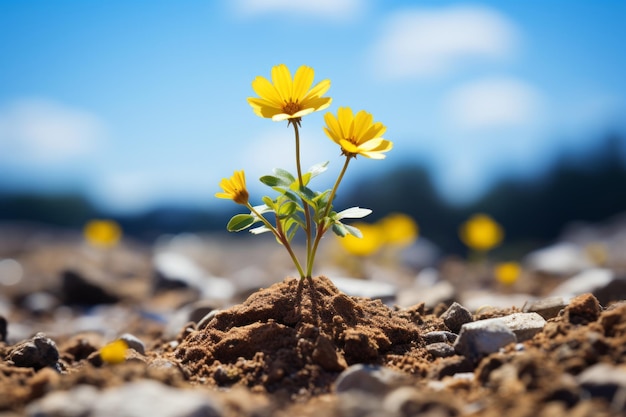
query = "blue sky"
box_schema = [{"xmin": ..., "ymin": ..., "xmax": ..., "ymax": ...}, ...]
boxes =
[{"xmin": 1, "ymin": 0, "xmax": 625, "ymax": 213}]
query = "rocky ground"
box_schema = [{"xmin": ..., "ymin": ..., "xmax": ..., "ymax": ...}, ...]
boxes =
[{"xmin": 1, "ymin": 215, "xmax": 626, "ymax": 417}]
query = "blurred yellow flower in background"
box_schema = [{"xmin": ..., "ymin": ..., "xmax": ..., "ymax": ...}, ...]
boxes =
[
  {"xmin": 247, "ymin": 64, "xmax": 332, "ymax": 123},
  {"xmin": 84, "ymin": 219, "xmax": 122, "ymax": 248},
  {"xmin": 379, "ymin": 212, "xmax": 418, "ymax": 248},
  {"xmin": 338, "ymin": 221, "xmax": 385, "ymax": 256},
  {"xmin": 459, "ymin": 213, "xmax": 503, "ymax": 251},
  {"xmin": 494, "ymin": 261, "xmax": 522, "ymax": 285},
  {"xmin": 215, "ymin": 170, "xmax": 249, "ymax": 205},
  {"xmin": 99, "ymin": 339, "xmax": 128, "ymax": 364},
  {"xmin": 323, "ymin": 107, "xmax": 392, "ymax": 159},
  {"xmin": 338, "ymin": 213, "xmax": 418, "ymax": 257}
]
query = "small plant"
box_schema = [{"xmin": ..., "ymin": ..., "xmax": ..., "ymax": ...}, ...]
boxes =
[{"xmin": 216, "ymin": 64, "xmax": 392, "ymax": 280}]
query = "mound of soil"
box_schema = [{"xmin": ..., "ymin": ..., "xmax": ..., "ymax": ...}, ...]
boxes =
[{"xmin": 173, "ymin": 276, "xmax": 441, "ymax": 395}]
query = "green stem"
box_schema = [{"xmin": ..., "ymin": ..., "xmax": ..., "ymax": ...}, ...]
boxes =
[
  {"xmin": 305, "ymin": 156, "xmax": 352, "ymax": 278},
  {"xmin": 292, "ymin": 122, "xmax": 313, "ymax": 279},
  {"xmin": 247, "ymin": 203, "xmax": 305, "ymax": 278}
]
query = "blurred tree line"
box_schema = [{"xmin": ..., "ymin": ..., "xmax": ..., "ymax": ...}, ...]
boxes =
[
  {"xmin": 1, "ymin": 133, "xmax": 625, "ymax": 255},
  {"xmin": 339, "ymin": 133, "xmax": 626, "ymax": 255}
]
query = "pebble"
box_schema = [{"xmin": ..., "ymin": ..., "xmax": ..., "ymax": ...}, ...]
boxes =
[
  {"xmin": 398, "ymin": 280, "xmax": 456, "ymax": 309},
  {"xmin": 8, "ymin": 332, "xmax": 59, "ymax": 370},
  {"xmin": 331, "ymin": 277, "xmax": 396, "ymax": 303},
  {"xmin": 426, "ymin": 342, "xmax": 456, "ymax": 358},
  {"xmin": 525, "ymin": 242, "xmax": 592, "ymax": 275},
  {"xmin": 61, "ymin": 269, "xmax": 120, "ymax": 306},
  {"xmin": 453, "ymin": 320, "xmax": 516, "ymax": 363},
  {"xmin": 422, "ymin": 330, "xmax": 457, "ymax": 344},
  {"xmin": 0, "ymin": 315, "xmax": 6, "ymax": 342},
  {"xmin": 549, "ymin": 268, "xmax": 614, "ymax": 300},
  {"xmin": 334, "ymin": 364, "xmax": 410, "ymax": 395},
  {"xmin": 119, "ymin": 333, "xmax": 146, "ymax": 355},
  {"xmin": 522, "ymin": 296, "xmax": 567, "ymax": 320},
  {"xmin": 26, "ymin": 380, "xmax": 224, "ymax": 417},
  {"xmin": 577, "ymin": 363, "xmax": 626, "ymax": 409},
  {"xmin": 153, "ymin": 253, "xmax": 236, "ymax": 301},
  {"xmin": 496, "ymin": 312, "xmax": 546, "ymax": 342},
  {"xmin": 440, "ymin": 302, "xmax": 473, "ymax": 333}
]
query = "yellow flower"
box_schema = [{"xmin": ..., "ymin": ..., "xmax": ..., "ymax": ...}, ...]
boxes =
[
  {"xmin": 338, "ymin": 222, "xmax": 385, "ymax": 257},
  {"xmin": 323, "ymin": 107, "xmax": 392, "ymax": 159},
  {"xmin": 247, "ymin": 64, "xmax": 332, "ymax": 123},
  {"xmin": 459, "ymin": 214, "xmax": 503, "ymax": 251},
  {"xmin": 379, "ymin": 213, "xmax": 418, "ymax": 248},
  {"xmin": 84, "ymin": 219, "xmax": 122, "ymax": 248},
  {"xmin": 215, "ymin": 170, "xmax": 249, "ymax": 205},
  {"xmin": 494, "ymin": 261, "xmax": 521, "ymax": 285},
  {"xmin": 100, "ymin": 339, "xmax": 128, "ymax": 364}
]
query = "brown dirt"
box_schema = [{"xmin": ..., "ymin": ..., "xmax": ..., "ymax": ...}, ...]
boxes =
[
  {"xmin": 2, "ymin": 270, "xmax": 626, "ymax": 416},
  {"xmin": 171, "ymin": 276, "xmax": 440, "ymax": 396}
]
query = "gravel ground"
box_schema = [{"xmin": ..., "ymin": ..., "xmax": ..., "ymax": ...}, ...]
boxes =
[{"xmin": 1, "ymin": 222, "xmax": 626, "ymax": 416}]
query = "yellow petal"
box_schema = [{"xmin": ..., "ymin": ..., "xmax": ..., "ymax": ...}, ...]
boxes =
[
  {"xmin": 337, "ymin": 107, "xmax": 354, "ymax": 140},
  {"xmin": 361, "ymin": 121, "xmax": 387, "ymax": 142},
  {"xmin": 353, "ymin": 110, "xmax": 374, "ymax": 143},
  {"xmin": 324, "ymin": 112, "xmax": 342, "ymax": 143},
  {"xmin": 251, "ymin": 76, "xmax": 283, "ymax": 107},
  {"xmin": 292, "ymin": 66, "xmax": 315, "ymax": 102},
  {"xmin": 303, "ymin": 79, "xmax": 331, "ymax": 101},
  {"xmin": 271, "ymin": 64, "xmax": 293, "ymax": 102},
  {"xmin": 339, "ymin": 138, "xmax": 359, "ymax": 153},
  {"xmin": 301, "ymin": 96, "xmax": 332, "ymax": 112},
  {"xmin": 247, "ymin": 98, "xmax": 284, "ymax": 118}
]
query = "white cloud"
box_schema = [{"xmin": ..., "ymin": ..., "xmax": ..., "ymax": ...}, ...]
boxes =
[
  {"xmin": 0, "ymin": 98, "xmax": 104, "ymax": 164},
  {"xmin": 443, "ymin": 77, "xmax": 543, "ymax": 131},
  {"xmin": 370, "ymin": 6, "xmax": 520, "ymax": 80},
  {"xmin": 232, "ymin": 0, "xmax": 367, "ymax": 22}
]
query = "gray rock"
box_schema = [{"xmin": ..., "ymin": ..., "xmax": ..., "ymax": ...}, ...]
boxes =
[
  {"xmin": 522, "ymin": 296, "xmax": 567, "ymax": 320},
  {"xmin": 334, "ymin": 364, "xmax": 409, "ymax": 395},
  {"xmin": 398, "ymin": 279, "xmax": 456, "ymax": 309},
  {"xmin": 549, "ymin": 268, "xmax": 614, "ymax": 300},
  {"xmin": 92, "ymin": 380, "xmax": 222, "ymax": 417},
  {"xmin": 441, "ymin": 302, "xmax": 473, "ymax": 334},
  {"xmin": 62, "ymin": 269, "xmax": 120, "ymax": 306},
  {"xmin": 383, "ymin": 386, "xmax": 461, "ymax": 416},
  {"xmin": 9, "ymin": 332, "xmax": 59, "ymax": 370},
  {"xmin": 496, "ymin": 312, "xmax": 546, "ymax": 342},
  {"xmin": 577, "ymin": 363, "xmax": 626, "ymax": 408},
  {"xmin": 525, "ymin": 242, "xmax": 592, "ymax": 275},
  {"xmin": 154, "ymin": 252, "xmax": 235, "ymax": 300},
  {"xmin": 119, "ymin": 333, "xmax": 146, "ymax": 355},
  {"xmin": 453, "ymin": 320, "xmax": 516, "ymax": 362},
  {"xmin": 423, "ymin": 330, "xmax": 457, "ymax": 344},
  {"xmin": 27, "ymin": 380, "xmax": 223, "ymax": 417},
  {"xmin": 0, "ymin": 315, "xmax": 6, "ymax": 342},
  {"xmin": 426, "ymin": 342, "xmax": 455, "ymax": 358},
  {"xmin": 460, "ymin": 291, "xmax": 533, "ymax": 312},
  {"xmin": 331, "ymin": 277, "xmax": 396, "ymax": 303},
  {"xmin": 26, "ymin": 384, "xmax": 99, "ymax": 417}
]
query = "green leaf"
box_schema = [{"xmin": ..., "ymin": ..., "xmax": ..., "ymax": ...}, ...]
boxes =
[
  {"xmin": 277, "ymin": 201, "xmax": 297, "ymax": 218},
  {"xmin": 307, "ymin": 161, "xmax": 329, "ymax": 178},
  {"xmin": 261, "ymin": 196, "xmax": 276, "ymax": 210},
  {"xmin": 259, "ymin": 175, "xmax": 282, "ymax": 187},
  {"xmin": 273, "ymin": 168, "xmax": 296, "ymax": 184},
  {"xmin": 343, "ymin": 223, "xmax": 363, "ymax": 238},
  {"xmin": 331, "ymin": 222, "xmax": 348, "ymax": 237},
  {"xmin": 227, "ymin": 214, "xmax": 255, "ymax": 232}
]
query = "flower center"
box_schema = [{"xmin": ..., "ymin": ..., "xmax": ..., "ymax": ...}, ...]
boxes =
[{"xmin": 283, "ymin": 100, "xmax": 301, "ymax": 115}]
